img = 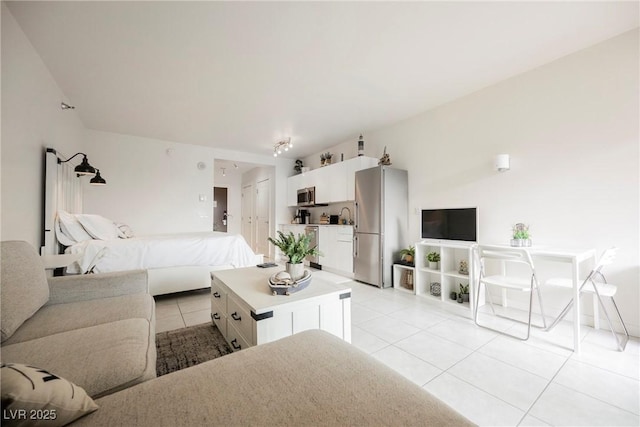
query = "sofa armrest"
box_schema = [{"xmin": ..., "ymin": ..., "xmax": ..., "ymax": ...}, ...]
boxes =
[{"xmin": 46, "ymin": 270, "xmax": 149, "ymax": 305}]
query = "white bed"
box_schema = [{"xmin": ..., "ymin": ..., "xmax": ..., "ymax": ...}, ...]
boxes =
[{"xmin": 43, "ymin": 148, "xmax": 263, "ymax": 296}]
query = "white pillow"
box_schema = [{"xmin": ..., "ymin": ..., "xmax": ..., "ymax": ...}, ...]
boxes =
[
  {"xmin": 116, "ymin": 223, "xmax": 135, "ymax": 239},
  {"xmin": 57, "ymin": 210, "xmax": 93, "ymax": 243},
  {"xmin": 75, "ymin": 214, "xmax": 120, "ymax": 241},
  {"xmin": 54, "ymin": 217, "xmax": 76, "ymax": 247},
  {"xmin": 1, "ymin": 363, "xmax": 99, "ymax": 427}
]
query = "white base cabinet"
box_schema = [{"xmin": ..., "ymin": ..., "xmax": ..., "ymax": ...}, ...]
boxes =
[
  {"xmin": 211, "ymin": 267, "xmax": 351, "ymax": 351},
  {"xmin": 414, "ymin": 240, "xmax": 482, "ymax": 313}
]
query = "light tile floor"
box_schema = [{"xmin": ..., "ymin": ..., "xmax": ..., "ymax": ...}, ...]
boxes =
[{"xmin": 154, "ymin": 274, "xmax": 640, "ymax": 427}]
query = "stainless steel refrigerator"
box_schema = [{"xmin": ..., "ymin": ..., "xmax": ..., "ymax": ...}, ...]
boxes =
[{"xmin": 354, "ymin": 166, "xmax": 408, "ymax": 288}]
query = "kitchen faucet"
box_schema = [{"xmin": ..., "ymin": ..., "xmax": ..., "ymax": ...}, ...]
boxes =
[{"xmin": 339, "ymin": 207, "xmax": 353, "ymax": 225}]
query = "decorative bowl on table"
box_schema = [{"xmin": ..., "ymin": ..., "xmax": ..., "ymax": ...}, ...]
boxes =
[{"xmin": 268, "ymin": 270, "xmax": 312, "ymax": 296}]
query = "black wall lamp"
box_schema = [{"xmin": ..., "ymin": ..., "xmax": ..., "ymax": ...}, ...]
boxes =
[{"xmin": 57, "ymin": 152, "xmax": 107, "ymax": 185}]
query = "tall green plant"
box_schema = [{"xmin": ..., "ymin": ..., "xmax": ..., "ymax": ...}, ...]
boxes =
[{"xmin": 268, "ymin": 231, "xmax": 321, "ymax": 264}]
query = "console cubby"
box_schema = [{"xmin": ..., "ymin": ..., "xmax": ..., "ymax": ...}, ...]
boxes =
[{"xmin": 414, "ymin": 240, "xmax": 481, "ymax": 314}]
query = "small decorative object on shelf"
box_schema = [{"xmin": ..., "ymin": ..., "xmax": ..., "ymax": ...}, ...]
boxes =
[
  {"xmin": 426, "ymin": 251, "xmax": 440, "ymax": 270},
  {"xmin": 401, "ymin": 269, "xmax": 414, "ymax": 290},
  {"xmin": 399, "ymin": 245, "xmax": 415, "ymax": 266},
  {"xmin": 378, "ymin": 146, "xmax": 392, "ymax": 166},
  {"xmin": 320, "ymin": 152, "xmax": 333, "ymax": 167},
  {"xmin": 430, "ymin": 282, "xmax": 441, "ymax": 297},
  {"xmin": 510, "ymin": 223, "xmax": 532, "ymax": 247},
  {"xmin": 458, "ymin": 260, "xmax": 468, "ymax": 275},
  {"xmin": 450, "ymin": 291, "xmax": 458, "ymax": 300},
  {"xmin": 294, "ymin": 159, "xmax": 304, "ymax": 174},
  {"xmin": 357, "ymin": 134, "xmax": 364, "ymax": 156}
]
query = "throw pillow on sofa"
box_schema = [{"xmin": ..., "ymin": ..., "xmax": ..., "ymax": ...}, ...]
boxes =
[{"xmin": 1, "ymin": 363, "xmax": 98, "ymax": 427}]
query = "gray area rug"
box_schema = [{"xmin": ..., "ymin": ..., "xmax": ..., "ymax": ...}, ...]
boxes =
[{"xmin": 156, "ymin": 322, "xmax": 232, "ymax": 377}]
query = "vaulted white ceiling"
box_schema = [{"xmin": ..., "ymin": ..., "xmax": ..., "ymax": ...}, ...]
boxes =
[{"xmin": 6, "ymin": 1, "xmax": 638, "ymax": 158}]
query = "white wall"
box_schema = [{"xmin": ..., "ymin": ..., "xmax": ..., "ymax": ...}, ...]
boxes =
[
  {"xmin": 311, "ymin": 30, "xmax": 639, "ymax": 334},
  {"xmin": 83, "ymin": 130, "xmax": 216, "ymax": 235},
  {"xmin": 1, "ymin": 4, "xmax": 86, "ymax": 248}
]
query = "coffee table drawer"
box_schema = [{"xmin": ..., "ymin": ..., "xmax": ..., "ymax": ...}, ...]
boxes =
[
  {"xmin": 227, "ymin": 295, "xmax": 252, "ymax": 344},
  {"xmin": 210, "ymin": 304, "xmax": 227, "ymax": 337},
  {"xmin": 227, "ymin": 321, "xmax": 250, "ymax": 352},
  {"xmin": 211, "ymin": 282, "xmax": 227, "ymax": 309}
]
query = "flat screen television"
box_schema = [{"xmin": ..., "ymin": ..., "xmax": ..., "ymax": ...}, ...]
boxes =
[{"xmin": 421, "ymin": 208, "xmax": 477, "ymax": 242}]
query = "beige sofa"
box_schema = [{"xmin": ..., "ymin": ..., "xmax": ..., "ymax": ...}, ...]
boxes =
[
  {"xmin": 2, "ymin": 240, "xmax": 472, "ymax": 426},
  {"xmin": 1, "ymin": 241, "xmax": 156, "ymax": 398}
]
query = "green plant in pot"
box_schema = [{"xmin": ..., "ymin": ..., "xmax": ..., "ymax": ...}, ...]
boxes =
[
  {"xmin": 510, "ymin": 223, "xmax": 532, "ymax": 247},
  {"xmin": 268, "ymin": 231, "xmax": 320, "ymax": 281},
  {"xmin": 426, "ymin": 251, "xmax": 440, "ymax": 269},
  {"xmin": 459, "ymin": 283, "xmax": 470, "ymax": 303},
  {"xmin": 399, "ymin": 246, "xmax": 415, "ymax": 265}
]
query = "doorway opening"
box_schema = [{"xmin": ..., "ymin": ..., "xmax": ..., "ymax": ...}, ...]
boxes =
[{"xmin": 213, "ymin": 187, "xmax": 228, "ymax": 232}]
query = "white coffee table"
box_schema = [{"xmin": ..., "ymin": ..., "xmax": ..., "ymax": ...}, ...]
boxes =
[{"xmin": 211, "ymin": 266, "xmax": 352, "ymax": 351}]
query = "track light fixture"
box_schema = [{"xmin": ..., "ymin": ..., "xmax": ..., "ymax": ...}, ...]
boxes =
[
  {"xmin": 273, "ymin": 137, "xmax": 293, "ymax": 157},
  {"xmin": 61, "ymin": 102, "xmax": 75, "ymax": 110}
]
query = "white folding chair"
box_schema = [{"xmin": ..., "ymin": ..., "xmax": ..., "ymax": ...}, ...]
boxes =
[
  {"xmin": 474, "ymin": 245, "xmax": 547, "ymax": 340},
  {"xmin": 545, "ymin": 247, "xmax": 628, "ymax": 351}
]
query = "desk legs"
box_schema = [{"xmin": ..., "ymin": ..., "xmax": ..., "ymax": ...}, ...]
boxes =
[{"xmin": 572, "ymin": 260, "xmax": 581, "ymax": 353}]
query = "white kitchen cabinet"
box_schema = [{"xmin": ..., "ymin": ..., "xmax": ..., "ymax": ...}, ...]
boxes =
[
  {"xmin": 318, "ymin": 226, "xmax": 353, "ymax": 275},
  {"xmin": 315, "ymin": 162, "xmax": 347, "ymax": 204},
  {"xmin": 286, "ymin": 157, "xmax": 377, "ymax": 206}
]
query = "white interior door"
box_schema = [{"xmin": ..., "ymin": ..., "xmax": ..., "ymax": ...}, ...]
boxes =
[
  {"xmin": 256, "ymin": 178, "xmax": 271, "ymax": 257},
  {"xmin": 241, "ymin": 184, "xmax": 254, "ymax": 250}
]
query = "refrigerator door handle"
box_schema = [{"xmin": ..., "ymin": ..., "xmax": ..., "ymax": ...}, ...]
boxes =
[
  {"xmin": 354, "ymin": 202, "xmax": 359, "ymax": 230},
  {"xmin": 353, "ymin": 235, "xmax": 358, "ymax": 258}
]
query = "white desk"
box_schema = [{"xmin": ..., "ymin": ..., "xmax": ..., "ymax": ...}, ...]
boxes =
[
  {"xmin": 483, "ymin": 245, "xmax": 596, "ymax": 353},
  {"xmin": 527, "ymin": 247, "xmax": 596, "ymax": 353}
]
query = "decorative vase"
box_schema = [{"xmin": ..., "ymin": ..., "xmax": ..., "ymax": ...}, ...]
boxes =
[
  {"xmin": 286, "ymin": 262, "xmax": 305, "ymax": 281},
  {"xmin": 510, "ymin": 239, "xmax": 532, "ymax": 247},
  {"xmin": 450, "ymin": 291, "xmax": 458, "ymax": 300}
]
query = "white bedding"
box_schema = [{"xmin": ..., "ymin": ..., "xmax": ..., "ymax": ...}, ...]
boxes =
[{"xmin": 65, "ymin": 232, "xmax": 257, "ymax": 274}]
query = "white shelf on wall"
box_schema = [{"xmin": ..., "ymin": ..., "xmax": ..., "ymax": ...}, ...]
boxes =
[{"xmin": 414, "ymin": 240, "xmax": 482, "ymax": 313}]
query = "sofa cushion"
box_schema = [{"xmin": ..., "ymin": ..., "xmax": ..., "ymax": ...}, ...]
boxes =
[
  {"xmin": 74, "ymin": 330, "xmax": 473, "ymax": 426},
  {"xmin": 4, "ymin": 293, "xmax": 154, "ymax": 345},
  {"xmin": 1, "ymin": 363, "xmax": 98, "ymax": 427},
  {"xmin": 1, "ymin": 241, "xmax": 50, "ymax": 342},
  {"xmin": 1, "ymin": 319, "xmax": 156, "ymax": 398}
]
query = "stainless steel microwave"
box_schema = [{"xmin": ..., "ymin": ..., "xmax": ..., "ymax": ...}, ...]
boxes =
[{"xmin": 297, "ymin": 187, "xmax": 315, "ymax": 207}]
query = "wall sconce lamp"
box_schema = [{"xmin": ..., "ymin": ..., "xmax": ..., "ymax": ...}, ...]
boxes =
[
  {"xmin": 58, "ymin": 152, "xmax": 107, "ymax": 185},
  {"xmin": 495, "ymin": 154, "xmax": 510, "ymax": 172},
  {"xmin": 273, "ymin": 137, "xmax": 293, "ymax": 157},
  {"xmin": 221, "ymin": 168, "xmax": 226, "ymax": 177}
]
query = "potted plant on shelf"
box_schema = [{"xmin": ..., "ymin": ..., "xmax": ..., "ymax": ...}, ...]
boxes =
[
  {"xmin": 268, "ymin": 231, "xmax": 321, "ymax": 281},
  {"xmin": 320, "ymin": 152, "xmax": 333, "ymax": 166},
  {"xmin": 458, "ymin": 283, "xmax": 470, "ymax": 303},
  {"xmin": 510, "ymin": 223, "xmax": 532, "ymax": 247},
  {"xmin": 426, "ymin": 251, "xmax": 440, "ymax": 270},
  {"xmin": 399, "ymin": 246, "xmax": 415, "ymax": 266}
]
